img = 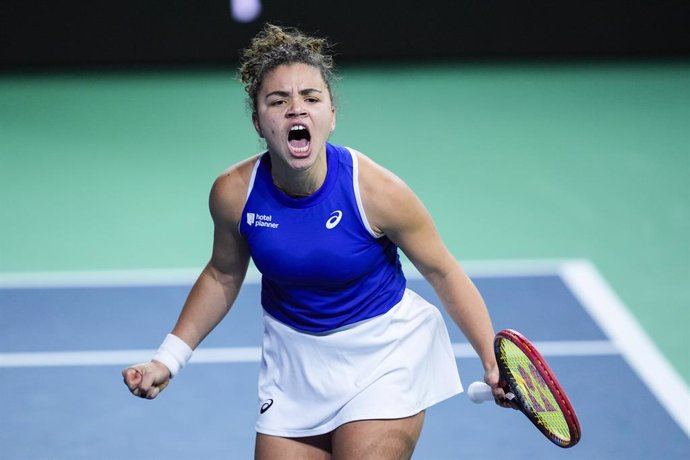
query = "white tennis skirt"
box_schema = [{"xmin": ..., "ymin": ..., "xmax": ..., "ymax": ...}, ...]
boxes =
[{"xmin": 254, "ymin": 288, "xmax": 463, "ymax": 437}]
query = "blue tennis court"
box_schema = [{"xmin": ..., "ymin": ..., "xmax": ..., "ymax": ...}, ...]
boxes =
[{"xmin": 1, "ymin": 260, "xmax": 688, "ymax": 459}]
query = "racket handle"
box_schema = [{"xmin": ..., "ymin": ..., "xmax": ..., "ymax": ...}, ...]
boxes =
[{"xmin": 467, "ymin": 381, "xmax": 494, "ymax": 403}]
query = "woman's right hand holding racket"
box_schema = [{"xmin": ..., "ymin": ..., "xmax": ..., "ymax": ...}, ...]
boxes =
[
  {"xmin": 468, "ymin": 329, "xmax": 581, "ymax": 448},
  {"xmin": 122, "ymin": 361, "xmax": 171, "ymax": 400},
  {"xmin": 483, "ymin": 363, "xmax": 517, "ymax": 409}
]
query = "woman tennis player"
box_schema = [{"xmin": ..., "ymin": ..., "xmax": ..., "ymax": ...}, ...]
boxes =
[{"xmin": 123, "ymin": 24, "xmax": 508, "ymax": 459}]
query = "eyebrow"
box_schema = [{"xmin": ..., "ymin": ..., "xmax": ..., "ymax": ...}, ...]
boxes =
[{"xmin": 264, "ymin": 88, "xmax": 323, "ymax": 99}]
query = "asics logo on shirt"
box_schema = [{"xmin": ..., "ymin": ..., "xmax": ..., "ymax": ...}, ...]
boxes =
[{"xmin": 325, "ymin": 210, "xmax": 343, "ymax": 229}]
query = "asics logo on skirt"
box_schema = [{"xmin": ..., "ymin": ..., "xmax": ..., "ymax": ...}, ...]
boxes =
[{"xmin": 260, "ymin": 399, "xmax": 274, "ymax": 414}]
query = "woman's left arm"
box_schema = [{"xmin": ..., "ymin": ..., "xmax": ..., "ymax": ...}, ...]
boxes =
[{"xmin": 357, "ymin": 153, "xmax": 504, "ymax": 397}]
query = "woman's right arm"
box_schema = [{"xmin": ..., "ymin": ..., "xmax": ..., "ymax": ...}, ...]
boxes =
[
  {"xmin": 122, "ymin": 159, "xmax": 255, "ymax": 399},
  {"xmin": 169, "ymin": 167, "xmax": 252, "ymax": 350}
]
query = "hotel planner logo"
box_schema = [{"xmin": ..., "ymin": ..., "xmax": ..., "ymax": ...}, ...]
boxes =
[{"xmin": 246, "ymin": 212, "xmax": 279, "ymax": 229}]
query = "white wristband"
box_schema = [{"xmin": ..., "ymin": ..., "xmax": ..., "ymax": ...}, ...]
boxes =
[{"xmin": 152, "ymin": 334, "xmax": 193, "ymax": 378}]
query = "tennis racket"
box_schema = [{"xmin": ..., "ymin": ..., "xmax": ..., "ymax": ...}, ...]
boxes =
[{"xmin": 467, "ymin": 329, "xmax": 581, "ymax": 448}]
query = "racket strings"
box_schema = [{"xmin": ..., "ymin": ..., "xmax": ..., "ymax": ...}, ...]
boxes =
[{"xmin": 499, "ymin": 340, "xmax": 572, "ymax": 443}]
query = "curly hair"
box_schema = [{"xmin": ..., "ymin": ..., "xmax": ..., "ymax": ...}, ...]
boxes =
[{"xmin": 238, "ymin": 24, "xmax": 336, "ymax": 113}]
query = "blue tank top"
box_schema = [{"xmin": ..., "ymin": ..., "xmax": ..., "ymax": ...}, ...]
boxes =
[{"xmin": 239, "ymin": 143, "xmax": 406, "ymax": 332}]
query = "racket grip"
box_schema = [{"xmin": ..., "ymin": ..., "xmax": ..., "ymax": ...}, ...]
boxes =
[{"xmin": 467, "ymin": 381, "xmax": 494, "ymax": 403}]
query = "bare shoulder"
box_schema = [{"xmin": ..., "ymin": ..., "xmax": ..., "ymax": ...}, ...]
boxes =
[
  {"xmin": 352, "ymin": 149, "xmax": 422, "ymax": 235},
  {"xmin": 210, "ymin": 154, "xmax": 260, "ymax": 225},
  {"xmin": 355, "ymin": 150, "xmax": 408, "ymax": 194}
]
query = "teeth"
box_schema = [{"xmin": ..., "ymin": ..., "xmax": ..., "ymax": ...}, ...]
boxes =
[
  {"xmin": 290, "ymin": 125, "xmax": 306, "ymax": 131},
  {"xmin": 292, "ymin": 145, "xmax": 309, "ymax": 153}
]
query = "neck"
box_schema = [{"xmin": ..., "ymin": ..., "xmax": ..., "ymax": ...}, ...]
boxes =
[
  {"xmin": 272, "ymin": 169, "xmax": 325, "ymax": 197},
  {"xmin": 270, "ymin": 151, "xmax": 328, "ymax": 198}
]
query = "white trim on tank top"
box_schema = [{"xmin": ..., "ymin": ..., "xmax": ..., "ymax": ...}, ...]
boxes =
[
  {"xmin": 238, "ymin": 153, "xmax": 264, "ymax": 235},
  {"xmin": 346, "ymin": 147, "xmax": 383, "ymax": 239}
]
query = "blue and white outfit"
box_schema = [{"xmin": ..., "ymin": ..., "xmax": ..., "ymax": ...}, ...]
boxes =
[{"xmin": 239, "ymin": 143, "xmax": 462, "ymax": 436}]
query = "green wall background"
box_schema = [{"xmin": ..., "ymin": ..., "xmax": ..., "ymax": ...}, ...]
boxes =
[{"xmin": 1, "ymin": 61, "xmax": 688, "ymax": 382}]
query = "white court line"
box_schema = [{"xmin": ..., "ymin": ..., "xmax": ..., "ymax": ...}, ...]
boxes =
[
  {"xmin": 0, "ymin": 267, "xmax": 202, "ymax": 289},
  {"xmin": 560, "ymin": 260, "xmax": 690, "ymax": 438},
  {"xmin": 0, "ymin": 348, "xmax": 262, "ymax": 368},
  {"xmin": 0, "ymin": 340, "xmax": 617, "ymax": 368},
  {"xmin": 0, "ymin": 258, "xmax": 566, "ymax": 289}
]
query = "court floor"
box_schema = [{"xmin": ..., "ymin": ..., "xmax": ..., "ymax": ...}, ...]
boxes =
[{"xmin": 1, "ymin": 260, "xmax": 688, "ymax": 459}]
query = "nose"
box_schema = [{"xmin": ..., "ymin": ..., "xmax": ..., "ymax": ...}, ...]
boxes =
[{"xmin": 286, "ymin": 98, "xmax": 307, "ymax": 118}]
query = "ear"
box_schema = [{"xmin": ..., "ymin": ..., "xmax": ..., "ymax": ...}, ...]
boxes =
[
  {"xmin": 330, "ymin": 106, "xmax": 337, "ymax": 132},
  {"xmin": 252, "ymin": 114, "xmax": 264, "ymax": 138}
]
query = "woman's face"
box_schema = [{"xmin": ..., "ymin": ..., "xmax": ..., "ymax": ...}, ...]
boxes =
[{"xmin": 253, "ymin": 63, "xmax": 336, "ymax": 172}]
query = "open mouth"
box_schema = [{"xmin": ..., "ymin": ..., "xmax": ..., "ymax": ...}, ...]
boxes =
[{"xmin": 287, "ymin": 125, "xmax": 311, "ymax": 154}]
